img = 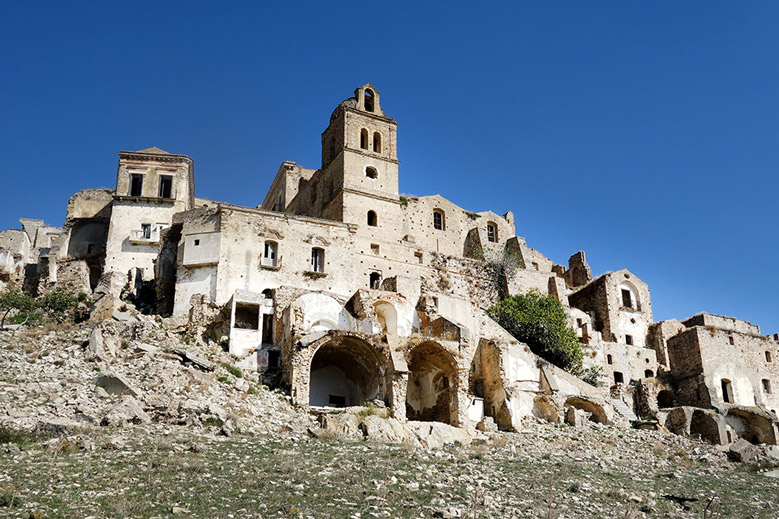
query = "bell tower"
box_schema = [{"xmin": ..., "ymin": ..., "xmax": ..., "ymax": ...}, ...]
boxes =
[{"xmin": 319, "ymin": 84, "xmax": 400, "ymax": 226}]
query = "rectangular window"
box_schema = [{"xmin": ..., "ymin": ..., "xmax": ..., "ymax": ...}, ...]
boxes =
[
  {"xmin": 721, "ymin": 379, "xmax": 733, "ymax": 403},
  {"xmin": 415, "ymin": 252, "xmax": 423, "ymax": 264},
  {"xmin": 625, "ymin": 334, "xmax": 633, "ymax": 346},
  {"xmin": 487, "ymin": 224, "xmax": 497, "ymax": 242},
  {"xmin": 311, "ymin": 248, "xmax": 325, "ymax": 273},
  {"xmin": 130, "ymin": 174, "xmax": 144, "ymax": 196},
  {"xmin": 263, "ymin": 242, "xmax": 278, "ymax": 267},
  {"xmin": 433, "ymin": 211, "xmax": 443, "ymax": 230},
  {"xmin": 141, "ymin": 223, "xmax": 151, "ymax": 239},
  {"xmin": 262, "ymin": 314, "xmax": 274, "ymax": 344},
  {"xmin": 613, "ymin": 371, "xmax": 624, "ymax": 384},
  {"xmin": 370, "ymin": 243, "xmax": 380, "ymax": 255},
  {"xmin": 762, "ymin": 379, "xmax": 772, "ymax": 394},
  {"xmin": 766, "ymin": 351, "xmax": 773, "ymax": 363},
  {"xmin": 158, "ymin": 175, "xmax": 173, "ymax": 198},
  {"xmin": 621, "ymin": 289, "xmax": 633, "ymax": 308}
]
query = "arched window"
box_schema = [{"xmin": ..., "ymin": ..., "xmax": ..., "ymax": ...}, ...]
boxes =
[
  {"xmin": 364, "ymin": 89, "xmax": 374, "ymax": 112},
  {"xmin": 367, "ymin": 210, "xmax": 377, "ymax": 227},
  {"xmin": 373, "ymin": 132, "xmax": 381, "ymax": 153},
  {"xmin": 618, "ymin": 283, "xmax": 640, "ymax": 310},
  {"xmin": 366, "ymin": 166, "xmax": 378, "ymax": 179},
  {"xmin": 486, "ymin": 222, "xmax": 497, "ymax": 242},
  {"xmin": 262, "ymin": 241, "xmax": 278, "ymax": 267},
  {"xmin": 433, "ymin": 209, "xmax": 445, "ymax": 230},
  {"xmin": 369, "ymin": 272, "xmax": 381, "ymax": 289},
  {"xmin": 360, "ymin": 129, "xmax": 368, "ymax": 150}
]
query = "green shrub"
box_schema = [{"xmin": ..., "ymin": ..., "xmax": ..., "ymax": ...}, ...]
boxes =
[
  {"xmin": 487, "ymin": 291, "xmax": 583, "ymax": 374},
  {"xmin": 581, "ymin": 366, "xmax": 605, "ymax": 387},
  {"xmin": 221, "ymin": 363, "xmax": 243, "ymax": 379},
  {"xmin": 38, "ymin": 288, "xmax": 78, "ymax": 321},
  {"xmin": 203, "ymin": 416, "xmax": 224, "ymax": 427},
  {"xmin": 0, "ymin": 287, "xmax": 36, "ymax": 329}
]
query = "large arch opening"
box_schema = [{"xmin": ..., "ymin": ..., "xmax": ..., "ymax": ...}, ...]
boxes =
[
  {"xmin": 309, "ymin": 337, "xmax": 385, "ymax": 408},
  {"xmin": 690, "ymin": 410, "xmax": 721, "ymax": 444},
  {"xmin": 564, "ymin": 397, "xmax": 609, "ymax": 425},
  {"xmin": 726, "ymin": 409, "xmax": 777, "ymax": 445},
  {"xmin": 373, "ymin": 301, "xmax": 397, "ymax": 335},
  {"xmin": 657, "ymin": 390, "xmax": 675, "ymax": 409},
  {"xmin": 406, "ymin": 342, "xmax": 458, "ymax": 425}
]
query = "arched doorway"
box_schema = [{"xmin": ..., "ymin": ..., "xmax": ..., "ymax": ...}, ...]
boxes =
[
  {"xmin": 406, "ymin": 342, "xmax": 458, "ymax": 425},
  {"xmin": 309, "ymin": 337, "xmax": 386, "ymax": 408},
  {"xmin": 690, "ymin": 410, "xmax": 721, "ymax": 444}
]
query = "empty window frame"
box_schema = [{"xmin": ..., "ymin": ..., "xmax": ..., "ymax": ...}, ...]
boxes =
[
  {"xmin": 644, "ymin": 370, "xmax": 654, "ymax": 378},
  {"xmin": 267, "ymin": 350, "xmax": 281, "ymax": 368},
  {"xmin": 130, "ymin": 174, "xmax": 144, "ymax": 196},
  {"xmin": 766, "ymin": 351, "xmax": 773, "ymax": 363},
  {"xmin": 369, "ymin": 272, "xmax": 381, "ymax": 289},
  {"xmin": 373, "ymin": 132, "xmax": 382, "ymax": 153},
  {"xmin": 370, "ymin": 243, "xmax": 380, "ymax": 255},
  {"xmin": 613, "ymin": 371, "xmax": 624, "ymax": 384},
  {"xmin": 364, "ymin": 89, "xmax": 374, "ymax": 112},
  {"xmin": 486, "ymin": 222, "xmax": 497, "ymax": 242},
  {"xmin": 721, "ymin": 379, "xmax": 733, "ymax": 403},
  {"xmin": 360, "ymin": 129, "xmax": 369, "ymax": 150},
  {"xmin": 728, "ymin": 336, "xmax": 735, "ymax": 345},
  {"xmin": 366, "ymin": 166, "xmax": 378, "ymax": 179},
  {"xmin": 621, "ymin": 289, "xmax": 633, "ymax": 308},
  {"xmin": 433, "ymin": 210, "xmax": 445, "ymax": 230},
  {"xmin": 607, "ymin": 354, "xmax": 613, "ymax": 365},
  {"xmin": 367, "ymin": 210, "xmax": 377, "ymax": 227},
  {"xmin": 234, "ymin": 303, "xmax": 260, "ymax": 330},
  {"xmin": 158, "ymin": 175, "xmax": 173, "ymax": 198},
  {"xmin": 141, "ymin": 223, "xmax": 151, "ymax": 239},
  {"xmin": 263, "ymin": 241, "xmax": 278, "ymax": 267},
  {"xmin": 262, "ymin": 314, "xmax": 274, "ymax": 344},
  {"xmin": 625, "ymin": 334, "xmax": 633, "ymax": 346},
  {"xmin": 311, "ymin": 248, "xmax": 325, "ymax": 273},
  {"xmin": 763, "ymin": 379, "xmax": 773, "ymax": 394}
]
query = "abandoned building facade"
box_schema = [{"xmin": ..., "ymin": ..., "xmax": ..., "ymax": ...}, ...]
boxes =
[{"xmin": 1, "ymin": 84, "xmax": 777, "ymax": 444}]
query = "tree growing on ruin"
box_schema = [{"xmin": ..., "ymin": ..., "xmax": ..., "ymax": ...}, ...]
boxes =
[
  {"xmin": 487, "ymin": 290, "xmax": 583, "ymax": 374},
  {"xmin": 0, "ymin": 287, "xmax": 37, "ymax": 330}
]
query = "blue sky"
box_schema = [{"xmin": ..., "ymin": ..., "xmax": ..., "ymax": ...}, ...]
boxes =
[{"xmin": 1, "ymin": 2, "xmax": 778, "ymax": 332}]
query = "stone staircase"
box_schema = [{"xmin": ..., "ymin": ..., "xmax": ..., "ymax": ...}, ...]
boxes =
[{"xmin": 611, "ymin": 398, "xmax": 638, "ymax": 421}]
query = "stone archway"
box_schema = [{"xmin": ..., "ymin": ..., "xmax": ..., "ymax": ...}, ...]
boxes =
[
  {"xmin": 690, "ymin": 410, "xmax": 721, "ymax": 444},
  {"xmin": 309, "ymin": 336, "xmax": 387, "ymax": 408},
  {"xmin": 564, "ymin": 397, "xmax": 609, "ymax": 425},
  {"xmin": 406, "ymin": 341, "xmax": 459, "ymax": 425}
]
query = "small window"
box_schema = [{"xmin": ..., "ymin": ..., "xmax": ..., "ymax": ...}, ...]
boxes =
[
  {"xmin": 360, "ymin": 129, "xmax": 368, "ymax": 149},
  {"xmin": 621, "ymin": 289, "xmax": 633, "ymax": 309},
  {"xmin": 262, "ymin": 314, "xmax": 274, "ymax": 344},
  {"xmin": 267, "ymin": 350, "xmax": 281, "ymax": 368},
  {"xmin": 721, "ymin": 379, "xmax": 733, "ymax": 403},
  {"xmin": 613, "ymin": 371, "xmax": 624, "ymax": 384},
  {"xmin": 276, "ymin": 194, "xmax": 284, "ymax": 212},
  {"xmin": 130, "ymin": 174, "xmax": 144, "ymax": 197},
  {"xmin": 762, "ymin": 379, "xmax": 772, "ymax": 394},
  {"xmin": 194, "ymin": 239, "xmax": 200, "ymax": 246},
  {"xmin": 311, "ymin": 248, "xmax": 325, "ymax": 273},
  {"xmin": 607, "ymin": 354, "xmax": 613, "ymax": 365},
  {"xmin": 433, "ymin": 210, "xmax": 445, "ymax": 230},
  {"xmin": 728, "ymin": 336, "xmax": 735, "ymax": 345},
  {"xmin": 158, "ymin": 175, "xmax": 173, "ymax": 198},
  {"xmin": 486, "ymin": 223, "xmax": 497, "ymax": 243},
  {"xmin": 644, "ymin": 370, "xmax": 654, "ymax": 378},
  {"xmin": 141, "ymin": 223, "xmax": 151, "ymax": 239},
  {"xmin": 576, "ymin": 318, "xmax": 583, "ymax": 328},
  {"xmin": 766, "ymin": 351, "xmax": 773, "ymax": 363},
  {"xmin": 373, "ymin": 132, "xmax": 381, "ymax": 153},
  {"xmin": 263, "ymin": 241, "xmax": 278, "ymax": 267},
  {"xmin": 532, "ymin": 262, "xmax": 539, "ymax": 270},
  {"xmin": 370, "ymin": 243, "xmax": 379, "ymax": 255},
  {"xmin": 369, "ymin": 272, "xmax": 380, "ymax": 289},
  {"xmin": 234, "ymin": 303, "xmax": 260, "ymax": 330},
  {"xmin": 366, "ymin": 166, "xmax": 378, "ymax": 179},
  {"xmin": 414, "ymin": 252, "xmax": 423, "ymax": 264},
  {"xmin": 364, "ymin": 89, "xmax": 374, "ymax": 112},
  {"xmin": 367, "ymin": 210, "xmax": 377, "ymax": 227},
  {"xmin": 625, "ymin": 335, "xmax": 633, "ymax": 346}
]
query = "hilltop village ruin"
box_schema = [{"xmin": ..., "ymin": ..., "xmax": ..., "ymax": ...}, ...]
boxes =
[{"xmin": 1, "ymin": 84, "xmax": 777, "ymax": 447}]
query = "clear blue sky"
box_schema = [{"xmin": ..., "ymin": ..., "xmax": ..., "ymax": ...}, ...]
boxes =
[{"xmin": 1, "ymin": 2, "xmax": 778, "ymax": 333}]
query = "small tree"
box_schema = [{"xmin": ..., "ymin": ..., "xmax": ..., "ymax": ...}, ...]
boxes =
[
  {"xmin": 486, "ymin": 290, "xmax": 583, "ymax": 375},
  {"xmin": 476, "ymin": 245, "xmax": 524, "ymax": 300},
  {"xmin": 38, "ymin": 288, "xmax": 78, "ymax": 322},
  {"xmin": 0, "ymin": 287, "xmax": 37, "ymax": 330}
]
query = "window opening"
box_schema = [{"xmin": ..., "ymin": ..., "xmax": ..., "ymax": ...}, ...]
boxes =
[
  {"xmin": 613, "ymin": 371, "xmax": 624, "ymax": 384},
  {"xmin": 721, "ymin": 379, "xmax": 733, "ymax": 403},
  {"xmin": 311, "ymin": 248, "xmax": 325, "ymax": 273},
  {"xmin": 433, "ymin": 210, "xmax": 445, "ymax": 230},
  {"xmin": 234, "ymin": 303, "xmax": 259, "ymax": 330},
  {"xmin": 263, "ymin": 241, "xmax": 278, "ymax": 267},
  {"xmin": 367, "ymin": 210, "xmax": 377, "ymax": 227},
  {"xmin": 141, "ymin": 224, "xmax": 151, "ymax": 239},
  {"xmin": 644, "ymin": 370, "xmax": 654, "ymax": 378},
  {"xmin": 130, "ymin": 174, "xmax": 144, "ymax": 197},
  {"xmin": 194, "ymin": 239, "xmax": 200, "ymax": 246},
  {"xmin": 360, "ymin": 129, "xmax": 368, "ymax": 149},
  {"xmin": 728, "ymin": 336, "xmax": 735, "ymax": 345},
  {"xmin": 369, "ymin": 272, "xmax": 381, "ymax": 289},
  {"xmin": 366, "ymin": 166, "xmax": 378, "ymax": 179},
  {"xmin": 621, "ymin": 289, "xmax": 633, "ymax": 308},
  {"xmin": 625, "ymin": 334, "xmax": 633, "ymax": 346},
  {"xmin": 262, "ymin": 314, "xmax": 274, "ymax": 344},
  {"xmin": 364, "ymin": 89, "xmax": 374, "ymax": 112},
  {"xmin": 486, "ymin": 223, "xmax": 497, "ymax": 242},
  {"xmin": 267, "ymin": 350, "xmax": 281, "ymax": 369},
  {"xmin": 763, "ymin": 379, "xmax": 772, "ymax": 394},
  {"xmin": 415, "ymin": 252, "xmax": 423, "ymax": 264},
  {"xmin": 532, "ymin": 262, "xmax": 539, "ymax": 270},
  {"xmin": 373, "ymin": 132, "xmax": 381, "ymax": 153},
  {"xmin": 607, "ymin": 354, "xmax": 613, "ymax": 365},
  {"xmin": 766, "ymin": 351, "xmax": 773, "ymax": 362},
  {"xmin": 370, "ymin": 243, "xmax": 380, "ymax": 255},
  {"xmin": 158, "ymin": 175, "xmax": 173, "ymax": 198}
]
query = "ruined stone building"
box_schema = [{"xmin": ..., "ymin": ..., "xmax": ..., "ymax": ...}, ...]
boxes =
[{"xmin": 1, "ymin": 84, "xmax": 777, "ymax": 444}]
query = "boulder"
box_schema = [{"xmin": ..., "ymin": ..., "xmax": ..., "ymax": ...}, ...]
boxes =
[
  {"xmin": 407, "ymin": 421, "xmax": 473, "ymax": 449},
  {"xmin": 94, "ymin": 373, "xmax": 140, "ymax": 398},
  {"xmin": 359, "ymin": 415, "xmax": 407, "ymax": 443},
  {"xmin": 565, "ymin": 407, "xmax": 592, "ymax": 427},
  {"xmin": 728, "ymin": 438, "xmax": 759, "ymax": 463},
  {"xmin": 101, "ymin": 396, "xmax": 151, "ymax": 426},
  {"xmin": 318, "ymin": 412, "xmax": 362, "ymax": 438}
]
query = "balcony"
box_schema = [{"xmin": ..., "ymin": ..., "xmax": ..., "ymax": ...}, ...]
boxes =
[{"xmin": 129, "ymin": 230, "xmax": 160, "ymax": 244}]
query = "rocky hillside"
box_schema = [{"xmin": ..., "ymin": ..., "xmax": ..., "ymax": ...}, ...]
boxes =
[{"xmin": 1, "ymin": 317, "xmax": 779, "ymax": 518}]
